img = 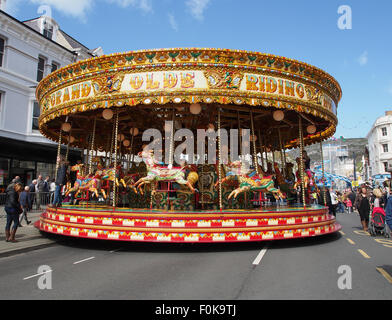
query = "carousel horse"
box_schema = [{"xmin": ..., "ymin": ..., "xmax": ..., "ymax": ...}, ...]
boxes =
[
  {"xmin": 273, "ymin": 162, "xmax": 296, "ymax": 198},
  {"xmin": 74, "ymin": 173, "xmax": 106, "ymax": 199},
  {"xmin": 215, "ymin": 160, "xmax": 285, "ymax": 200},
  {"xmin": 133, "ymin": 149, "xmax": 196, "ymax": 195},
  {"xmin": 66, "ymin": 163, "xmax": 106, "ymax": 199}
]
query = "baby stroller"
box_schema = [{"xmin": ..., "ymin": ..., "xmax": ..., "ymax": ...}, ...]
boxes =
[{"xmin": 369, "ymin": 207, "xmax": 390, "ymax": 238}]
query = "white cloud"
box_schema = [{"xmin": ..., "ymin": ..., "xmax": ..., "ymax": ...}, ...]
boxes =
[
  {"xmin": 168, "ymin": 13, "xmax": 178, "ymax": 31},
  {"xmin": 29, "ymin": 0, "xmax": 94, "ymax": 21},
  {"xmin": 186, "ymin": 0, "xmax": 211, "ymax": 21},
  {"xmin": 357, "ymin": 51, "xmax": 368, "ymax": 66},
  {"xmin": 108, "ymin": 0, "xmax": 153, "ymax": 13},
  {"xmin": 7, "ymin": 0, "xmax": 152, "ymax": 21}
]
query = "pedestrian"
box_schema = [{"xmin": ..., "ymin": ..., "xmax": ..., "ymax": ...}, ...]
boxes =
[
  {"xmin": 347, "ymin": 188, "xmax": 356, "ymax": 213},
  {"xmin": 385, "ymin": 190, "xmax": 392, "ymax": 233},
  {"xmin": 354, "ymin": 186, "xmax": 371, "ymax": 232},
  {"xmin": 36, "ymin": 175, "xmax": 45, "ymax": 209},
  {"xmin": 4, "ymin": 182, "xmax": 23, "ymax": 242},
  {"xmin": 44, "ymin": 176, "xmax": 50, "ymax": 192},
  {"xmin": 19, "ymin": 186, "xmax": 32, "ymax": 226},
  {"xmin": 372, "ymin": 188, "xmax": 385, "ymax": 209},
  {"xmin": 51, "ymin": 155, "xmax": 69, "ymax": 208},
  {"xmin": 49, "ymin": 178, "xmax": 56, "ymax": 192},
  {"xmin": 329, "ymin": 188, "xmax": 338, "ymax": 217},
  {"xmin": 28, "ymin": 179, "xmax": 37, "ymax": 211}
]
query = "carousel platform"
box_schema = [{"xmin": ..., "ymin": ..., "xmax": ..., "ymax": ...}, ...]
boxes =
[{"xmin": 35, "ymin": 204, "xmax": 341, "ymax": 243}]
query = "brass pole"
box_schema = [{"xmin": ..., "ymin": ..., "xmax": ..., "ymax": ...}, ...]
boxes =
[
  {"xmin": 298, "ymin": 115, "xmax": 306, "ymax": 206},
  {"xmin": 257, "ymin": 129, "xmax": 264, "ymax": 171},
  {"xmin": 278, "ymin": 128, "xmax": 285, "ymax": 177},
  {"xmin": 55, "ymin": 128, "xmax": 63, "ymax": 180},
  {"xmin": 320, "ymin": 136, "xmax": 327, "ymax": 206},
  {"xmin": 65, "ymin": 127, "xmax": 72, "ymax": 162},
  {"xmin": 89, "ymin": 117, "xmax": 97, "ymax": 175},
  {"xmin": 113, "ymin": 111, "xmax": 119, "ymax": 208},
  {"xmin": 218, "ymin": 108, "xmax": 223, "ymax": 212},
  {"xmin": 250, "ymin": 110, "xmax": 259, "ymax": 174}
]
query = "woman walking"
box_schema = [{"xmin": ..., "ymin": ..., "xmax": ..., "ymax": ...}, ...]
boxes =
[
  {"xmin": 354, "ymin": 187, "xmax": 371, "ymax": 232},
  {"xmin": 4, "ymin": 182, "xmax": 23, "ymax": 242}
]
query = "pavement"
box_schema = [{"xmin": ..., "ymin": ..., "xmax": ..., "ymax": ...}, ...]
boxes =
[{"xmin": 0, "ymin": 207, "xmax": 56, "ymax": 258}]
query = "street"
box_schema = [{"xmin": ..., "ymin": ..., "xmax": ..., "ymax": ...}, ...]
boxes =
[{"xmin": 0, "ymin": 211, "xmax": 391, "ymax": 300}]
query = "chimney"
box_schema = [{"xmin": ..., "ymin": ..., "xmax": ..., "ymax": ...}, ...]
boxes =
[
  {"xmin": 0, "ymin": 0, "xmax": 7, "ymax": 11},
  {"xmin": 385, "ymin": 111, "xmax": 392, "ymax": 116}
]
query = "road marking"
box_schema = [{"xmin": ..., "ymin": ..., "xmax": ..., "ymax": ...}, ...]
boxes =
[
  {"xmin": 73, "ymin": 257, "xmax": 95, "ymax": 265},
  {"xmin": 358, "ymin": 249, "xmax": 370, "ymax": 259},
  {"xmin": 353, "ymin": 230, "xmax": 370, "ymax": 236},
  {"xmin": 376, "ymin": 267, "xmax": 392, "ymax": 284},
  {"xmin": 339, "ymin": 231, "xmax": 345, "ymax": 236},
  {"xmin": 374, "ymin": 239, "xmax": 392, "ymax": 248},
  {"xmin": 252, "ymin": 244, "xmax": 269, "ymax": 265},
  {"xmin": 346, "ymin": 238, "xmax": 355, "ymax": 245},
  {"xmin": 109, "ymin": 248, "xmax": 122, "ymax": 253},
  {"xmin": 23, "ymin": 270, "xmax": 52, "ymax": 280}
]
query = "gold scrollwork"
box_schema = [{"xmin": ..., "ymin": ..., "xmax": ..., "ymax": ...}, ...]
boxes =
[
  {"xmin": 205, "ymin": 70, "xmax": 243, "ymax": 90},
  {"xmin": 92, "ymin": 74, "xmax": 124, "ymax": 96}
]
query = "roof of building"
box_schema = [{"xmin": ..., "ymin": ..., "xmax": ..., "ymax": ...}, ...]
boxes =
[{"xmin": 0, "ymin": 10, "xmax": 93, "ymax": 56}]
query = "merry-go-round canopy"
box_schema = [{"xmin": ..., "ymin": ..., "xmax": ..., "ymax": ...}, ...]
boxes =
[{"xmin": 36, "ymin": 48, "xmax": 342, "ymax": 153}]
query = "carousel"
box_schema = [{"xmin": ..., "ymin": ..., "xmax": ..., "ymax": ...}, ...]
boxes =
[{"xmin": 35, "ymin": 48, "xmax": 342, "ymax": 243}]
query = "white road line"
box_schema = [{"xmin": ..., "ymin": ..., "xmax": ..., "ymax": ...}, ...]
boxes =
[
  {"xmin": 23, "ymin": 270, "xmax": 52, "ymax": 280},
  {"xmin": 73, "ymin": 257, "xmax": 95, "ymax": 265},
  {"xmin": 252, "ymin": 244, "xmax": 270, "ymax": 265},
  {"xmin": 109, "ymin": 248, "xmax": 122, "ymax": 253}
]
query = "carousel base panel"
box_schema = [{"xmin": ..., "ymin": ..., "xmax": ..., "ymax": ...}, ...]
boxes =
[{"xmin": 36, "ymin": 204, "xmax": 341, "ymax": 243}]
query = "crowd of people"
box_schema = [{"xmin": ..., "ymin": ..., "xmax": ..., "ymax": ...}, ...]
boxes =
[
  {"xmin": 321, "ymin": 185, "xmax": 392, "ymax": 233},
  {"xmin": 2, "ymin": 156, "xmax": 66, "ymax": 243}
]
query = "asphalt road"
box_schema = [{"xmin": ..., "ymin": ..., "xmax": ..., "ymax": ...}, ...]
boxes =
[{"xmin": 0, "ymin": 211, "xmax": 391, "ymax": 300}]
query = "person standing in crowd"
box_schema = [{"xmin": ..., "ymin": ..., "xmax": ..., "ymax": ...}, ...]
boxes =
[
  {"xmin": 44, "ymin": 176, "xmax": 50, "ymax": 192},
  {"xmin": 372, "ymin": 188, "xmax": 385, "ymax": 209},
  {"xmin": 4, "ymin": 182, "xmax": 23, "ymax": 242},
  {"xmin": 36, "ymin": 175, "xmax": 45, "ymax": 210},
  {"xmin": 346, "ymin": 188, "xmax": 356, "ymax": 213},
  {"xmin": 354, "ymin": 186, "xmax": 371, "ymax": 232},
  {"xmin": 28, "ymin": 179, "xmax": 37, "ymax": 211},
  {"xmin": 49, "ymin": 178, "xmax": 56, "ymax": 193},
  {"xmin": 329, "ymin": 188, "xmax": 338, "ymax": 216},
  {"xmin": 385, "ymin": 189, "xmax": 392, "ymax": 234},
  {"xmin": 19, "ymin": 186, "xmax": 32, "ymax": 226},
  {"xmin": 51, "ymin": 155, "xmax": 69, "ymax": 208}
]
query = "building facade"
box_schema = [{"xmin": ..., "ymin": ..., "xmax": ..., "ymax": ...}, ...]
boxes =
[
  {"xmin": 0, "ymin": 7, "xmax": 102, "ymax": 191},
  {"xmin": 367, "ymin": 111, "xmax": 392, "ymax": 178}
]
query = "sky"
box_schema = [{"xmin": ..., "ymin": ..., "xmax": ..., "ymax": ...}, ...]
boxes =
[{"xmin": 7, "ymin": 0, "xmax": 392, "ymax": 139}]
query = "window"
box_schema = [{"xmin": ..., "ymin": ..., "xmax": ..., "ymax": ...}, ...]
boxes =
[
  {"xmin": 37, "ymin": 56, "xmax": 45, "ymax": 82},
  {"xmin": 383, "ymin": 144, "xmax": 389, "ymax": 153},
  {"xmin": 32, "ymin": 101, "xmax": 40, "ymax": 130},
  {"xmin": 382, "ymin": 127, "xmax": 387, "ymax": 136},
  {"xmin": 384, "ymin": 162, "xmax": 388, "ymax": 172},
  {"xmin": 43, "ymin": 22, "xmax": 53, "ymax": 40},
  {"xmin": 0, "ymin": 37, "xmax": 4, "ymax": 67},
  {"xmin": 51, "ymin": 62, "xmax": 59, "ymax": 73}
]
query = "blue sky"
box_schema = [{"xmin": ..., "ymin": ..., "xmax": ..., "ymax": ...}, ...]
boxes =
[{"xmin": 8, "ymin": 0, "xmax": 392, "ymax": 139}]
